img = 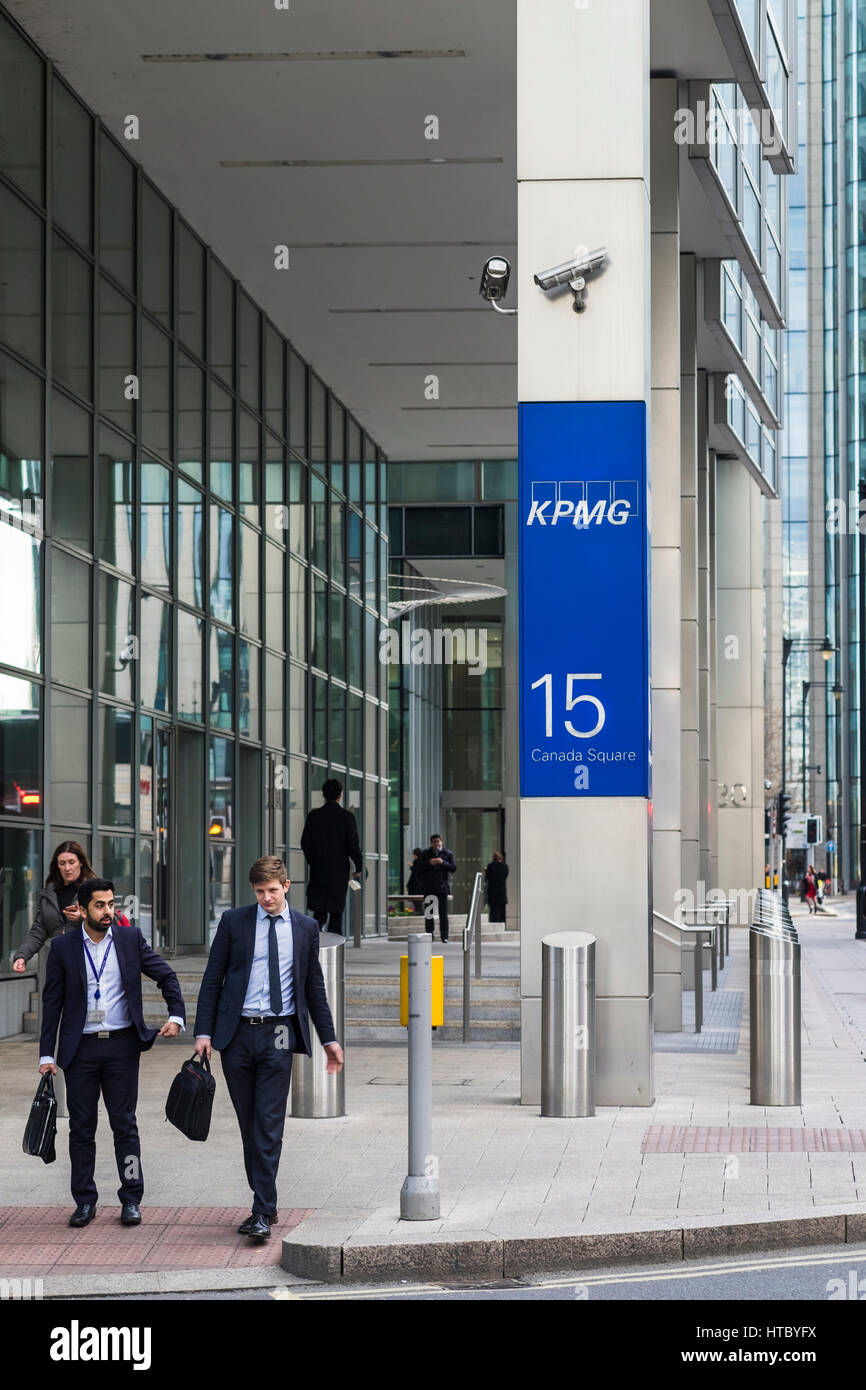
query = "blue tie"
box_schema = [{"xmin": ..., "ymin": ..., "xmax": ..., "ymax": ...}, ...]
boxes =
[{"xmin": 267, "ymin": 915, "xmax": 283, "ymax": 1015}]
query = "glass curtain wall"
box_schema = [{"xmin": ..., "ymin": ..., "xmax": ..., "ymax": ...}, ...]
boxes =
[{"xmin": 0, "ymin": 6, "xmax": 389, "ymax": 964}]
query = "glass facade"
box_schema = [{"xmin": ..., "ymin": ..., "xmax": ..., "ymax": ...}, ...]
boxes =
[{"xmin": 0, "ymin": 7, "xmax": 389, "ymax": 961}]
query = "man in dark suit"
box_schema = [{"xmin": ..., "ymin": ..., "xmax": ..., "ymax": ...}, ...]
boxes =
[
  {"xmin": 194, "ymin": 856, "xmax": 343, "ymax": 1242},
  {"xmin": 38, "ymin": 879, "xmax": 185, "ymax": 1228},
  {"xmin": 300, "ymin": 778, "xmax": 363, "ymax": 933},
  {"xmin": 416, "ymin": 834, "xmax": 457, "ymax": 942}
]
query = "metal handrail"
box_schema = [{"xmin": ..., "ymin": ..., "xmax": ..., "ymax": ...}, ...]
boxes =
[{"xmin": 462, "ymin": 872, "xmax": 484, "ymax": 1043}]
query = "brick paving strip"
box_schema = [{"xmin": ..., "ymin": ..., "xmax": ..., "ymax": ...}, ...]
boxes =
[
  {"xmin": 0, "ymin": 1206, "xmax": 312, "ymax": 1277},
  {"xmin": 642, "ymin": 1126, "xmax": 866, "ymax": 1154}
]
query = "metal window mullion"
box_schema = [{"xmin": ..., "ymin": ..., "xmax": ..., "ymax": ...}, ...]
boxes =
[{"xmin": 40, "ymin": 59, "xmax": 53, "ymax": 867}]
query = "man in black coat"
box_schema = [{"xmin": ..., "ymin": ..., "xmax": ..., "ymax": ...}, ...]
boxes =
[
  {"xmin": 416, "ymin": 834, "xmax": 457, "ymax": 942},
  {"xmin": 300, "ymin": 779, "xmax": 363, "ymax": 933},
  {"xmin": 194, "ymin": 856, "xmax": 343, "ymax": 1242},
  {"xmin": 38, "ymin": 879, "xmax": 185, "ymax": 1228}
]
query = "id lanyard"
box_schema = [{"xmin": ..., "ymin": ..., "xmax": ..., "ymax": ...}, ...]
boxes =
[{"xmin": 83, "ymin": 936, "xmax": 114, "ymax": 1006}]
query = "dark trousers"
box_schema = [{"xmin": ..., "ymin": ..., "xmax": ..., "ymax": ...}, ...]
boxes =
[
  {"xmin": 220, "ymin": 1017, "xmax": 297, "ymax": 1217},
  {"xmin": 488, "ymin": 898, "xmax": 507, "ymax": 923},
  {"xmin": 63, "ymin": 1027, "xmax": 142, "ymax": 1207},
  {"xmin": 424, "ymin": 891, "xmax": 449, "ymax": 942},
  {"xmin": 314, "ymin": 910, "xmax": 343, "ymax": 934}
]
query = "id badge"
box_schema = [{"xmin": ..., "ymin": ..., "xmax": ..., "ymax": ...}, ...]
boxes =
[{"xmin": 87, "ymin": 1007, "xmax": 106, "ymax": 1024}]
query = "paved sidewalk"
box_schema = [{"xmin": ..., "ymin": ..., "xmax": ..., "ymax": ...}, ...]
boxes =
[{"xmin": 2, "ymin": 896, "xmax": 866, "ymax": 1291}]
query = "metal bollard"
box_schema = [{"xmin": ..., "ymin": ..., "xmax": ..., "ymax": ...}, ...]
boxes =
[
  {"xmin": 291, "ymin": 933, "xmax": 345, "ymax": 1118},
  {"xmin": 750, "ymin": 891, "xmax": 801, "ymax": 1106},
  {"xmin": 400, "ymin": 932, "xmax": 440, "ymax": 1219},
  {"xmin": 541, "ymin": 932, "xmax": 596, "ymax": 1118}
]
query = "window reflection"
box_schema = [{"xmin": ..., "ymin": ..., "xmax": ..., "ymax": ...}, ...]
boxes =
[
  {"xmin": 209, "ymin": 625, "xmax": 233, "ymax": 729},
  {"xmin": 209, "ymin": 381, "xmax": 233, "ymax": 502},
  {"xmin": 99, "ymin": 278, "xmax": 135, "ymax": 434},
  {"xmin": 0, "ymin": 674, "xmax": 41, "ymax": 817},
  {"xmin": 98, "ymin": 571, "xmax": 135, "ymax": 700},
  {"xmin": 51, "ymin": 393, "xmax": 91, "ymax": 553},
  {"xmin": 239, "ymin": 638, "xmax": 259, "ymax": 740},
  {"xmin": 97, "ymin": 430, "xmax": 133, "ymax": 571},
  {"xmin": 99, "ymin": 706, "xmax": 133, "ymax": 826},
  {"xmin": 178, "ymin": 480, "xmax": 204, "ymax": 609},
  {"xmin": 210, "ymin": 504, "xmax": 234, "ymax": 626},
  {"xmin": 239, "ymin": 524, "xmax": 260, "ymax": 639},
  {"xmin": 177, "ymin": 608, "xmax": 203, "ymax": 722},
  {"xmin": 0, "ymin": 182, "xmax": 43, "ymax": 363},
  {"xmin": 0, "ymin": 825, "xmax": 42, "ymax": 967},
  {"xmin": 52, "ymin": 236, "xmax": 92, "ymax": 399},
  {"xmin": 266, "ymin": 652, "xmax": 284, "ymax": 747},
  {"xmin": 51, "ymin": 548, "xmax": 90, "ymax": 688},
  {"xmin": 289, "ymin": 663, "xmax": 306, "ymax": 755},
  {"xmin": 178, "ymin": 352, "xmax": 204, "ymax": 482},
  {"xmin": 140, "ymin": 595, "xmax": 170, "ymax": 712},
  {"xmin": 141, "ymin": 460, "xmax": 171, "ymax": 592},
  {"xmin": 50, "ymin": 688, "xmax": 90, "ymax": 823}
]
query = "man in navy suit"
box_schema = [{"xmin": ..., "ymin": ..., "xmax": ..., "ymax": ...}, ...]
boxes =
[
  {"xmin": 39, "ymin": 879, "xmax": 185, "ymax": 1228},
  {"xmin": 194, "ymin": 856, "xmax": 343, "ymax": 1242}
]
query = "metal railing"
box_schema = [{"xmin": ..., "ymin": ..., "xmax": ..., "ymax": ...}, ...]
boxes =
[{"xmin": 462, "ymin": 871, "xmax": 484, "ymax": 1043}]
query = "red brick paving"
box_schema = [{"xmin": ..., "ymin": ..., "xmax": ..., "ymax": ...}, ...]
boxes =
[
  {"xmin": 0, "ymin": 1206, "xmax": 313, "ymax": 1274},
  {"xmin": 642, "ymin": 1125, "xmax": 866, "ymax": 1154}
]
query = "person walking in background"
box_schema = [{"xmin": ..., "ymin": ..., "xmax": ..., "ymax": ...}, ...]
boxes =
[
  {"xmin": 816, "ymin": 872, "xmax": 826, "ymax": 910},
  {"xmin": 484, "ymin": 850, "xmax": 509, "ymax": 924},
  {"xmin": 12, "ymin": 841, "xmax": 94, "ymax": 973},
  {"xmin": 416, "ymin": 834, "xmax": 456, "ymax": 943},
  {"xmin": 38, "ymin": 879, "xmax": 185, "ymax": 1228},
  {"xmin": 193, "ymin": 857, "xmax": 343, "ymax": 1242},
  {"xmin": 406, "ymin": 847, "xmax": 424, "ymax": 914},
  {"xmin": 300, "ymin": 779, "xmax": 363, "ymax": 933},
  {"xmin": 803, "ymin": 865, "xmax": 818, "ymax": 913}
]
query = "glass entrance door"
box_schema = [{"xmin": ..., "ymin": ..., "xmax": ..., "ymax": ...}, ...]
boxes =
[{"xmin": 444, "ymin": 807, "xmax": 504, "ymax": 913}]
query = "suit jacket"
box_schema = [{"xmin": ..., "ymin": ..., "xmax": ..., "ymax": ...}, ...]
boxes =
[
  {"xmin": 39, "ymin": 925, "xmax": 186, "ymax": 1070},
  {"xmin": 193, "ymin": 905, "xmax": 337, "ymax": 1054},
  {"xmin": 417, "ymin": 846, "xmax": 457, "ymax": 895},
  {"xmin": 300, "ymin": 801, "xmax": 363, "ymax": 913}
]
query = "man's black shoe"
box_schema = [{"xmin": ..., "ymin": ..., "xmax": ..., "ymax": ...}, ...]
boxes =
[
  {"xmin": 238, "ymin": 1210, "xmax": 277, "ymax": 1235},
  {"xmin": 120, "ymin": 1202, "xmax": 142, "ymax": 1226},
  {"xmin": 245, "ymin": 1214, "xmax": 271, "ymax": 1241},
  {"xmin": 68, "ymin": 1204, "xmax": 96, "ymax": 1228}
]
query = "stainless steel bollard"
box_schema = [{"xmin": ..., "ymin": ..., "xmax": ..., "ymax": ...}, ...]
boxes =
[
  {"xmin": 291, "ymin": 932, "xmax": 345, "ymax": 1118},
  {"xmin": 400, "ymin": 932, "xmax": 440, "ymax": 1219},
  {"xmin": 750, "ymin": 892, "xmax": 801, "ymax": 1106},
  {"xmin": 541, "ymin": 932, "xmax": 596, "ymax": 1118}
]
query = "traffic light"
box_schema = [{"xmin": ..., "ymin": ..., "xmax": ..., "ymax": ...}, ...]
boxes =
[
  {"xmin": 806, "ymin": 815, "xmax": 823, "ymax": 845},
  {"xmin": 778, "ymin": 791, "xmax": 794, "ymax": 836}
]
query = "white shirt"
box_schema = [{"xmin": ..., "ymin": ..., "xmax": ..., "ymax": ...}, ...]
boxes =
[
  {"xmin": 39, "ymin": 924, "xmax": 184, "ymax": 1065},
  {"xmin": 242, "ymin": 904, "xmax": 295, "ymax": 1017}
]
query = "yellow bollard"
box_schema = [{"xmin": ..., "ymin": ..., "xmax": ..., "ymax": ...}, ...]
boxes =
[{"xmin": 400, "ymin": 953, "xmax": 444, "ymax": 1027}]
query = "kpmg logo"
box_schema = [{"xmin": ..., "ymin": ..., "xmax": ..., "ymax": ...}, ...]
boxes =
[{"xmin": 526, "ymin": 480, "xmax": 639, "ymax": 528}]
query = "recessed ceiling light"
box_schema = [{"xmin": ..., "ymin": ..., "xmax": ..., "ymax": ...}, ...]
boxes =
[{"xmin": 142, "ymin": 49, "xmax": 466, "ymax": 63}]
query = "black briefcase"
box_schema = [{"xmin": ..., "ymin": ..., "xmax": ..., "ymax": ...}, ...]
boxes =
[
  {"xmin": 165, "ymin": 1053, "xmax": 216, "ymax": 1141},
  {"xmin": 23, "ymin": 1073, "xmax": 57, "ymax": 1164}
]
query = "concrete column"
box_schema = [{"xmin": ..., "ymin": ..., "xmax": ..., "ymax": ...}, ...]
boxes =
[
  {"xmin": 651, "ymin": 79, "xmax": 683, "ymax": 1031},
  {"xmin": 517, "ymin": 0, "xmax": 653, "ymax": 1106},
  {"xmin": 715, "ymin": 459, "xmax": 765, "ymax": 915},
  {"xmin": 680, "ymin": 255, "xmax": 700, "ymax": 905}
]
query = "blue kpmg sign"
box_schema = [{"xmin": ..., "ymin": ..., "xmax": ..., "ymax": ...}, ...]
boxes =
[{"xmin": 519, "ymin": 401, "xmax": 651, "ymax": 798}]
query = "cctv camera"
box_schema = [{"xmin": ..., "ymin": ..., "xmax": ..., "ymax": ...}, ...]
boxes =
[
  {"xmin": 480, "ymin": 256, "xmax": 510, "ymax": 302},
  {"xmin": 479, "ymin": 256, "xmax": 516, "ymax": 316},
  {"xmin": 534, "ymin": 247, "xmax": 607, "ymax": 312}
]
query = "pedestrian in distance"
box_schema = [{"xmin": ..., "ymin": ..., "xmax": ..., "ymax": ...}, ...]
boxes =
[
  {"xmin": 38, "ymin": 879, "xmax": 185, "ymax": 1229},
  {"xmin": 816, "ymin": 872, "xmax": 826, "ymax": 910},
  {"xmin": 12, "ymin": 841, "xmax": 94, "ymax": 973},
  {"xmin": 300, "ymin": 778, "xmax": 363, "ymax": 934},
  {"xmin": 803, "ymin": 866, "xmax": 818, "ymax": 913},
  {"xmin": 193, "ymin": 856, "xmax": 343, "ymax": 1243},
  {"xmin": 416, "ymin": 834, "xmax": 457, "ymax": 943},
  {"xmin": 407, "ymin": 847, "xmax": 424, "ymax": 914},
  {"xmin": 484, "ymin": 850, "xmax": 509, "ymax": 924}
]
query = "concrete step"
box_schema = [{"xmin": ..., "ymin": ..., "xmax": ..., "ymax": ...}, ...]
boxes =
[{"xmin": 346, "ymin": 1020, "xmax": 520, "ymax": 1042}]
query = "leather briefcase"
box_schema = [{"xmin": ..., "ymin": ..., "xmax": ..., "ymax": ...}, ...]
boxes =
[
  {"xmin": 23, "ymin": 1073, "xmax": 57, "ymax": 1164},
  {"xmin": 165, "ymin": 1053, "xmax": 216, "ymax": 1141}
]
